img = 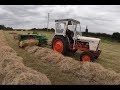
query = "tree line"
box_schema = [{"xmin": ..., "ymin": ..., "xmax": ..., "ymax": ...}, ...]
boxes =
[
  {"xmin": 30, "ymin": 28, "xmax": 55, "ymax": 32},
  {"xmin": 24, "ymin": 28, "xmax": 120, "ymax": 42},
  {"xmin": 30, "ymin": 27, "xmax": 120, "ymax": 42},
  {"xmin": 0, "ymin": 25, "xmax": 13, "ymax": 30},
  {"xmin": 0, "ymin": 24, "xmax": 120, "ymax": 42},
  {"xmin": 83, "ymin": 32, "xmax": 120, "ymax": 42}
]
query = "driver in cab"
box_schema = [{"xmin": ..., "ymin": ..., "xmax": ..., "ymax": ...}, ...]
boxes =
[{"xmin": 66, "ymin": 28, "xmax": 74, "ymax": 44}]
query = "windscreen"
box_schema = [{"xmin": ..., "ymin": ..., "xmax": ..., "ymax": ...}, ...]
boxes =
[
  {"xmin": 55, "ymin": 22, "xmax": 65, "ymax": 34},
  {"xmin": 68, "ymin": 23, "xmax": 82, "ymax": 36},
  {"xmin": 76, "ymin": 24, "xmax": 82, "ymax": 36},
  {"xmin": 67, "ymin": 24, "xmax": 76, "ymax": 31}
]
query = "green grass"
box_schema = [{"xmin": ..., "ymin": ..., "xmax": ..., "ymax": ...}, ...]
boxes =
[
  {"xmin": 96, "ymin": 39, "xmax": 120, "ymax": 72},
  {"xmin": 3, "ymin": 30, "xmax": 120, "ymax": 84}
]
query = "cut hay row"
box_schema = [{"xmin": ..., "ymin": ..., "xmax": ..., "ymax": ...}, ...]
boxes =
[
  {"xmin": 0, "ymin": 31, "xmax": 51, "ymax": 85},
  {"xmin": 0, "ymin": 32, "xmax": 8, "ymax": 46},
  {"xmin": 25, "ymin": 45, "xmax": 120, "ymax": 85}
]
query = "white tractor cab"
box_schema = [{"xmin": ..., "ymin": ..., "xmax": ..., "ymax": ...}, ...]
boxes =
[{"xmin": 52, "ymin": 19, "xmax": 101, "ymax": 62}]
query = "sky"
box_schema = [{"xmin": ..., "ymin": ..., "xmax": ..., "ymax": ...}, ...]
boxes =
[{"xmin": 0, "ymin": 5, "xmax": 120, "ymax": 34}]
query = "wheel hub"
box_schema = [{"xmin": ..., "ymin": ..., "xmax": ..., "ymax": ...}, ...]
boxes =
[
  {"xmin": 82, "ymin": 55, "xmax": 90, "ymax": 62},
  {"xmin": 53, "ymin": 39, "xmax": 63, "ymax": 53}
]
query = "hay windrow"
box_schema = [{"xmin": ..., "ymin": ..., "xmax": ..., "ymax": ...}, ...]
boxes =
[
  {"xmin": 3, "ymin": 60, "xmax": 25, "ymax": 74},
  {"xmin": 2, "ymin": 68, "xmax": 26, "ymax": 84},
  {"xmin": 2, "ymin": 31, "xmax": 120, "ymax": 85},
  {"xmin": 25, "ymin": 46, "xmax": 40, "ymax": 53},
  {"xmin": 25, "ymin": 45, "xmax": 120, "ymax": 85},
  {"xmin": 0, "ymin": 46, "xmax": 17, "ymax": 55},
  {"xmin": 56, "ymin": 57, "xmax": 82, "ymax": 72},
  {"xmin": 2, "ymin": 66, "xmax": 51, "ymax": 85},
  {"xmin": 8, "ymin": 72, "xmax": 51, "ymax": 85},
  {"xmin": 0, "ymin": 52, "xmax": 23, "ymax": 62},
  {"xmin": 64, "ymin": 62, "xmax": 120, "ymax": 85},
  {"xmin": 0, "ymin": 31, "xmax": 51, "ymax": 85},
  {"xmin": 41, "ymin": 52, "xmax": 65, "ymax": 65},
  {"xmin": 34, "ymin": 47, "xmax": 55, "ymax": 57}
]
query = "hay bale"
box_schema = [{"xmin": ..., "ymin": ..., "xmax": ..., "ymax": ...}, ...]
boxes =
[{"xmin": 21, "ymin": 39, "xmax": 39, "ymax": 47}]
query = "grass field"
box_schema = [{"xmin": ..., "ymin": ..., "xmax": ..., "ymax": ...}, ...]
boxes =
[{"xmin": 2, "ymin": 30, "xmax": 120, "ymax": 84}]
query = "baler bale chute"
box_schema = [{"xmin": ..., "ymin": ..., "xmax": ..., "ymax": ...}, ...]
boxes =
[
  {"xmin": 51, "ymin": 19, "xmax": 101, "ymax": 62},
  {"xmin": 18, "ymin": 32, "xmax": 48, "ymax": 48}
]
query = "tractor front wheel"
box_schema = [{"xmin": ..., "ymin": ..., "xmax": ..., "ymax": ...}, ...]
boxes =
[{"xmin": 80, "ymin": 51, "xmax": 94, "ymax": 62}]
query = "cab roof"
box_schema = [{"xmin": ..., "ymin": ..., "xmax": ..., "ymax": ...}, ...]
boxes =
[{"xmin": 55, "ymin": 19, "xmax": 80, "ymax": 24}]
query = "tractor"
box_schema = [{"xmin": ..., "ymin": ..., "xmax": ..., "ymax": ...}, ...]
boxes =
[
  {"xmin": 18, "ymin": 31, "xmax": 48, "ymax": 48},
  {"xmin": 52, "ymin": 19, "xmax": 101, "ymax": 62}
]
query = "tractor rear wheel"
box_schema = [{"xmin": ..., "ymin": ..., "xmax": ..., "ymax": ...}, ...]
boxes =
[
  {"xmin": 52, "ymin": 35, "xmax": 69, "ymax": 55},
  {"xmin": 80, "ymin": 51, "xmax": 94, "ymax": 62}
]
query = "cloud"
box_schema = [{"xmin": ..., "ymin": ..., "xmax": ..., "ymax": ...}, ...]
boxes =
[{"xmin": 0, "ymin": 5, "xmax": 120, "ymax": 34}]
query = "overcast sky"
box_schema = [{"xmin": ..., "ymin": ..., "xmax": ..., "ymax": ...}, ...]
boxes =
[{"xmin": 0, "ymin": 5, "xmax": 120, "ymax": 34}]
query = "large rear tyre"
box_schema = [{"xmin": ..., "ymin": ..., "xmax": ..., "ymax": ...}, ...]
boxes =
[
  {"xmin": 52, "ymin": 35, "xmax": 69, "ymax": 55},
  {"xmin": 80, "ymin": 51, "xmax": 94, "ymax": 62}
]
